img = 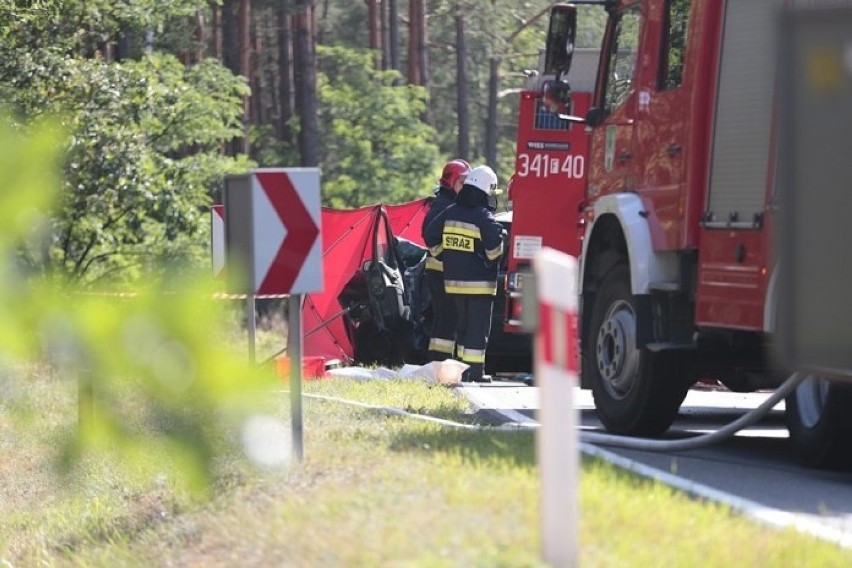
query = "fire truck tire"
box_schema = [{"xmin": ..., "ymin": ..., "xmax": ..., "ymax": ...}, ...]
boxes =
[
  {"xmin": 585, "ymin": 263, "xmax": 688, "ymax": 436},
  {"xmin": 785, "ymin": 376, "xmax": 852, "ymax": 469}
]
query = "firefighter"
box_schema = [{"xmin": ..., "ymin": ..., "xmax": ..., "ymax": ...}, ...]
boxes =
[
  {"xmin": 424, "ymin": 165, "xmax": 505, "ymax": 383},
  {"xmin": 421, "ymin": 158, "xmax": 470, "ymax": 362}
]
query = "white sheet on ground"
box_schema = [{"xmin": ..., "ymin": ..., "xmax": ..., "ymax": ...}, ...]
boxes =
[{"xmin": 324, "ymin": 360, "xmax": 469, "ymax": 385}]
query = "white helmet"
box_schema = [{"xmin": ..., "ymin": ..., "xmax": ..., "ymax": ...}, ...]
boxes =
[{"xmin": 465, "ymin": 165, "xmax": 501, "ymax": 196}]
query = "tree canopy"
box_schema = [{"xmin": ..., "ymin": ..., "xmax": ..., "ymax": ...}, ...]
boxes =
[
  {"xmin": 2, "ymin": 2, "xmax": 251, "ymax": 284},
  {"xmin": 1, "ymin": 0, "xmax": 607, "ymax": 284},
  {"xmin": 317, "ymin": 45, "xmax": 439, "ymax": 208}
]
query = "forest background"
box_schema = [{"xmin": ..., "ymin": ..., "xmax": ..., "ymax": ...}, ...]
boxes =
[{"xmin": 1, "ymin": 0, "xmax": 604, "ymax": 286}]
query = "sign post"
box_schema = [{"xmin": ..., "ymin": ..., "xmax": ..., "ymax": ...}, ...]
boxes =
[
  {"xmin": 223, "ymin": 168, "xmax": 323, "ymax": 461},
  {"xmin": 211, "ymin": 204, "xmax": 225, "ymax": 280},
  {"xmin": 533, "ymin": 247, "xmax": 579, "ymax": 568},
  {"xmin": 288, "ymin": 294, "xmax": 304, "ymax": 461}
]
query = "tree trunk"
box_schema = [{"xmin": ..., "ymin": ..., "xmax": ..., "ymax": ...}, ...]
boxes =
[
  {"xmin": 115, "ymin": 32, "xmax": 132, "ymax": 62},
  {"xmin": 222, "ymin": 1, "xmax": 240, "ymax": 155},
  {"xmin": 407, "ymin": 0, "xmax": 420, "ymax": 84},
  {"xmin": 293, "ymin": 0, "xmax": 319, "ymax": 167},
  {"xmin": 195, "ymin": 10, "xmax": 206, "ymax": 62},
  {"xmin": 318, "ymin": 0, "xmax": 330, "ymax": 44},
  {"xmin": 277, "ymin": 2, "xmax": 294, "ymax": 145},
  {"xmin": 417, "ymin": 0, "xmax": 429, "ymax": 89},
  {"xmin": 238, "ymin": 0, "xmax": 251, "ymax": 156},
  {"xmin": 210, "ymin": 2, "xmax": 222, "ymax": 59},
  {"xmin": 417, "ymin": 0, "xmax": 432, "ymax": 125},
  {"xmin": 367, "ymin": 0, "xmax": 381, "ymax": 69},
  {"xmin": 455, "ymin": 6, "xmax": 469, "ymax": 159},
  {"xmin": 485, "ymin": 56, "xmax": 500, "ymax": 168},
  {"xmin": 98, "ymin": 41, "xmax": 114, "ymax": 62},
  {"xmin": 222, "ymin": 1, "xmax": 239, "ymax": 74},
  {"xmin": 380, "ymin": 0, "xmax": 390, "ymax": 70},
  {"xmin": 388, "ymin": 0, "xmax": 399, "ymax": 72},
  {"xmin": 144, "ymin": 29, "xmax": 154, "ymax": 55},
  {"xmin": 252, "ymin": 8, "xmax": 264, "ymax": 133}
]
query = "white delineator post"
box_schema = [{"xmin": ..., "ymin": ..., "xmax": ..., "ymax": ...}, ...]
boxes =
[
  {"xmin": 534, "ymin": 247, "xmax": 579, "ymax": 568},
  {"xmin": 223, "ymin": 168, "xmax": 322, "ymax": 463}
]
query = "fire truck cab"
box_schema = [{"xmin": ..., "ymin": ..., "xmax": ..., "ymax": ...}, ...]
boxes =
[{"xmin": 545, "ymin": 0, "xmax": 852, "ymax": 468}]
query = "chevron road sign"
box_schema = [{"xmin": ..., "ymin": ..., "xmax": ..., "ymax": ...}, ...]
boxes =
[{"xmin": 223, "ymin": 168, "xmax": 323, "ymax": 295}]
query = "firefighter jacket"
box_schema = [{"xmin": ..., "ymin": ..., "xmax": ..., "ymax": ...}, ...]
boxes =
[
  {"xmin": 421, "ymin": 185, "xmax": 456, "ymax": 272},
  {"xmin": 424, "ymin": 186, "xmax": 505, "ymax": 295}
]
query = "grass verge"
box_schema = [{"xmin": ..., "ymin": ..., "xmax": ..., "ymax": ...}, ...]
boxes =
[{"xmin": 3, "ymin": 370, "xmax": 852, "ymax": 567}]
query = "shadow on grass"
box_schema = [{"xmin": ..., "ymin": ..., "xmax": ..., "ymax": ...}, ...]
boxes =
[{"xmin": 386, "ymin": 403, "xmax": 537, "ymax": 469}]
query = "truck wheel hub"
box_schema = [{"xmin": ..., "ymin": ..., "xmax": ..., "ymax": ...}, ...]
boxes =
[
  {"xmin": 596, "ymin": 300, "xmax": 639, "ymax": 398},
  {"xmin": 796, "ymin": 375, "xmax": 829, "ymax": 429}
]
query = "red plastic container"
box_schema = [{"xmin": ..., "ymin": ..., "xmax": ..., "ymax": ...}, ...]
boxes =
[{"xmin": 275, "ymin": 355, "xmax": 327, "ymax": 381}]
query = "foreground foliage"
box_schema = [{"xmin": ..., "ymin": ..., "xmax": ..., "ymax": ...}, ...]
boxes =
[{"xmin": 1, "ymin": 115, "xmax": 276, "ymax": 499}]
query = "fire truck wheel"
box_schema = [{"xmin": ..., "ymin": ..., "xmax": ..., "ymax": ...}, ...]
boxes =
[
  {"xmin": 785, "ymin": 376, "xmax": 852, "ymax": 469},
  {"xmin": 585, "ymin": 263, "xmax": 687, "ymax": 436}
]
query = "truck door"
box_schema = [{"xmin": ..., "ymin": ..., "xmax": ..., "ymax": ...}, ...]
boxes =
[
  {"xmin": 632, "ymin": 0, "xmax": 691, "ymax": 250},
  {"xmin": 587, "ymin": 4, "xmax": 642, "ymax": 200}
]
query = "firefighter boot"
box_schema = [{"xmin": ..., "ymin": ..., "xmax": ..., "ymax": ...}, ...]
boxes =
[{"xmin": 462, "ymin": 367, "xmax": 492, "ymax": 383}]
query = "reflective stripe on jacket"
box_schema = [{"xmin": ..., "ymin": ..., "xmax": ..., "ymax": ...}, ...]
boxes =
[{"xmin": 424, "ymin": 201, "xmax": 504, "ymax": 295}]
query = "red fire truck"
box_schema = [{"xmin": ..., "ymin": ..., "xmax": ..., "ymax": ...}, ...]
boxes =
[
  {"xmin": 519, "ymin": 0, "xmax": 852, "ymax": 469},
  {"xmin": 503, "ymin": 49, "xmax": 596, "ymax": 336}
]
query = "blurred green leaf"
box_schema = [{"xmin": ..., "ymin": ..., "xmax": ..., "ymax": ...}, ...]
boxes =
[{"xmin": 1, "ymin": 114, "xmax": 280, "ymax": 494}]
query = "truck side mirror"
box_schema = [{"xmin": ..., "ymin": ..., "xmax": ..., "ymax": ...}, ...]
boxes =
[
  {"xmin": 586, "ymin": 107, "xmax": 606, "ymax": 128},
  {"xmin": 544, "ymin": 4, "xmax": 578, "ymax": 77},
  {"xmin": 542, "ymin": 79, "xmax": 572, "ymax": 113}
]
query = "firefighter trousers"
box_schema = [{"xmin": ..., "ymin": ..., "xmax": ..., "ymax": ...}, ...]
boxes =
[
  {"xmin": 453, "ymin": 294, "xmax": 494, "ymax": 380},
  {"xmin": 426, "ymin": 269, "xmax": 458, "ymax": 361}
]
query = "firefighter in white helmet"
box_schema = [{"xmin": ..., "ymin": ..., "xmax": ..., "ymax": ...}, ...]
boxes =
[
  {"xmin": 421, "ymin": 159, "xmax": 470, "ymax": 362},
  {"xmin": 424, "ymin": 165, "xmax": 505, "ymax": 382}
]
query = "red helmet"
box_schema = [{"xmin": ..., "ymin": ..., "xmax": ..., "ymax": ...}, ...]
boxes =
[{"xmin": 439, "ymin": 159, "xmax": 470, "ymax": 189}]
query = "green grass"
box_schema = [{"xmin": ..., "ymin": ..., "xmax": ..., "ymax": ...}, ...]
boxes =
[{"xmin": 3, "ymin": 370, "xmax": 852, "ymax": 567}]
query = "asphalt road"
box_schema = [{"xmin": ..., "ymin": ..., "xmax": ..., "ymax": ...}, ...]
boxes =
[{"xmin": 459, "ymin": 379, "xmax": 852, "ymax": 546}]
